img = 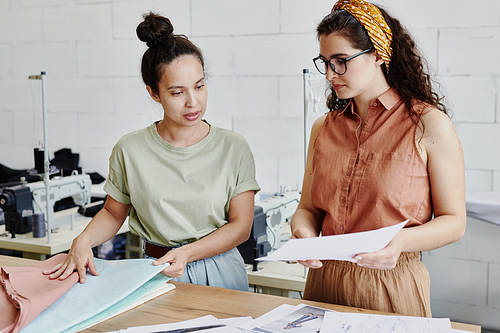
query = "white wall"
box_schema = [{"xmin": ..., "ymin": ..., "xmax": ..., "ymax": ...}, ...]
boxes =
[
  {"xmin": 422, "ymin": 217, "xmax": 500, "ymax": 330},
  {"xmin": 1, "ymin": 0, "xmax": 498, "ymax": 195}
]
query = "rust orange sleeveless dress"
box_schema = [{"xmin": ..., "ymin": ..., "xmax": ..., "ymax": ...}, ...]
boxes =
[{"xmin": 304, "ymin": 88, "xmax": 432, "ymax": 317}]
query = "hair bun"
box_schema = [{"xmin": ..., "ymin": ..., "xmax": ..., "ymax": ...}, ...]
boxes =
[{"xmin": 136, "ymin": 12, "xmax": 174, "ymax": 48}]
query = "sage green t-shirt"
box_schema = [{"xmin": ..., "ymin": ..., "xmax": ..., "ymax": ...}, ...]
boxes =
[{"xmin": 103, "ymin": 122, "xmax": 261, "ymax": 247}]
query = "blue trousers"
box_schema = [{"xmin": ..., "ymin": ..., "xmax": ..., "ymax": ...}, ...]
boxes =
[{"xmin": 144, "ymin": 245, "xmax": 248, "ymax": 292}]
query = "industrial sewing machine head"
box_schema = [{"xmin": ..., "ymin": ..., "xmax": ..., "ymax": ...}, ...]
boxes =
[{"xmin": 0, "ymin": 172, "xmax": 92, "ymax": 236}]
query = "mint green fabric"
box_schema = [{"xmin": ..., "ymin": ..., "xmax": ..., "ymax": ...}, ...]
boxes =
[
  {"xmin": 103, "ymin": 122, "xmax": 260, "ymax": 247},
  {"xmin": 22, "ymin": 258, "xmax": 170, "ymax": 333}
]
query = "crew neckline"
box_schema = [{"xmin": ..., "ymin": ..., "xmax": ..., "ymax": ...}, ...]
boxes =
[{"xmin": 150, "ymin": 120, "xmax": 215, "ymax": 152}]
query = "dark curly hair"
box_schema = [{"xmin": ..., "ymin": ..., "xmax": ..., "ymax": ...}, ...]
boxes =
[
  {"xmin": 317, "ymin": 6, "xmax": 448, "ymax": 122},
  {"xmin": 136, "ymin": 12, "xmax": 204, "ymax": 94}
]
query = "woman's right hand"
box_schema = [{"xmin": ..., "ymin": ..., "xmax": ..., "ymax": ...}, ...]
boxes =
[
  {"xmin": 291, "ymin": 227, "xmax": 323, "ymax": 269},
  {"xmin": 42, "ymin": 197, "xmax": 129, "ymax": 283},
  {"xmin": 43, "ymin": 234, "xmax": 99, "ymax": 283}
]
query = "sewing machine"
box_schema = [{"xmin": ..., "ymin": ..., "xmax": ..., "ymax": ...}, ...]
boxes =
[
  {"xmin": 0, "ymin": 173, "xmax": 92, "ymax": 236},
  {"xmin": 238, "ymin": 190, "xmax": 301, "ymax": 269}
]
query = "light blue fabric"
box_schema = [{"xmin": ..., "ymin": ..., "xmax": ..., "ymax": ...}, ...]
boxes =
[
  {"xmin": 145, "ymin": 246, "xmax": 248, "ymax": 291},
  {"xmin": 62, "ymin": 274, "xmax": 169, "ymax": 333},
  {"xmin": 22, "ymin": 258, "xmax": 170, "ymax": 333}
]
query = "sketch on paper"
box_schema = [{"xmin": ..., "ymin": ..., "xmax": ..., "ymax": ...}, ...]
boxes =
[
  {"xmin": 361, "ymin": 316, "xmax": 380, "ymax": 333},
  {"xmin": 321, "ymin": 313, "xmax": 352, "ymax": 333},
  {"xmin": 389, "ymin": 318, "xmax": 410, "ymax": 333},
  {"xmin": 256, "ymin": 305, "xmax": 329, "ymax": 333},
  {"xmin": 319, "ymin": 312, "xmax": 453, "ymax": 333}
]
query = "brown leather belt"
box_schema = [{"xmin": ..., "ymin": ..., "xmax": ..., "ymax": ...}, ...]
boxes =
[{"xmin": 144, "ymin": 242, "xmax": 173, "ymax": 258}]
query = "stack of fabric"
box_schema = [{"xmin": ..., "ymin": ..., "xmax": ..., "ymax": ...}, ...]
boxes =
[{"xmin": 0, "ymin": 254, "xmax": 172, "ymax": 333}]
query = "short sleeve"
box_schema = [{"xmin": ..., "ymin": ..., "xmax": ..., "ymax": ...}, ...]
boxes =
[
  {"xmin": 102, "ymin": 144, "xmax": 132, "ymax": 205},
  {"xmin": 231, "ymin": 140, "xmax": 261, "ymax": 198}
]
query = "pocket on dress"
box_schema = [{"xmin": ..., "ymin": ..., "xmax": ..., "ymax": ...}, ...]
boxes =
[{"xmin": 355, "ymin": 152, "xmax": 411, "ymax": 208}]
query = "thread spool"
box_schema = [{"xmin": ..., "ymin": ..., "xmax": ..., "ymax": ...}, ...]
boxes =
[
  {"xmin": 34, "ymin": 147, "xmax": 45, "ymax": 174},
  {"xmin": 32, "ymin": 213, "xmax": 46, "ymax": 238}
]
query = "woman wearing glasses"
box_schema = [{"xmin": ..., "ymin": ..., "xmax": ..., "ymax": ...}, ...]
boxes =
[{"xmin": 291, "ymin": 0, "xmax": 465, "ymax": 317}]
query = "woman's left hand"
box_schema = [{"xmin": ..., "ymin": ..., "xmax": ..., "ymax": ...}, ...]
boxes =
[
  {"xmin": 152, "ymin": 247, "xmax": 189, "ymax": 278},
  {"xmin": 351, "ymin": 232, "xmax": 405, "ymax": 270},
  {"xmin": 150, "ymin": 191, "xmax": 256, "ymax": 278}
]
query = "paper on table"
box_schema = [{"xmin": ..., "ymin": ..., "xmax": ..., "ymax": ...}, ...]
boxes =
[
  {"xmin": 255, "ymin": 304, "xmax": 329, "ymax": 333},
  {"xmin": 120, "ymin": 315, "xmax": 218, "ymax": 332},
  {"xmin": 120, "ymin": 315, "xmax": 253, "ymax": 333},
  {"xmin": 238, "ymin": 304, "xmax": 296, "ymax": 332},
  {"xmin": 319, "ymin": 310, "xmax": 452, "ymax": 333},
  {"xmin": 257, "ymin": 220, "xmax": 408, "ymax": 261}
]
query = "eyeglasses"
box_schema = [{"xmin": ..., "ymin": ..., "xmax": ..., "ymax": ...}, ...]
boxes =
[{"xmin": 312, "ymin": 49, "xmax": 371, "ymax": 75}]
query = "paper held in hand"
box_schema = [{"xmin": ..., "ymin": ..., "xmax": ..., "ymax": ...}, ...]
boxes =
[{"xmin": 256, "ymin": 220, "xmax": 409, "ymax": 262}]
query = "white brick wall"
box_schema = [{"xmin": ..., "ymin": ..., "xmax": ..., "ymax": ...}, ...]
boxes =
[
  {"xmin": 0, "ymin": 8, "xmax": 42, "ymax": 42},
  {"xmin": 490, "ymin": 263, "xmax": 500, "ymax": 309},
  {"xmin": 13, "ymin": 42, "xmax": 77, "ymax": 77},
  {"xmin": 466, "ymin": 170, "xmax": 495, "ymax": 192},
  {"xmin": 0, "ymin": 0, "xmax": 500, "ymax": 193},
  {"xmin": 440, "ymin": 28, "xmax": 500, "ymax": 76},
  {"xmin": 43, "ymin": 4, "xmax": 113, "ymax": 42},
  {"xmin": 423, "ymin": 255, "xmax": 488, "ymax": 306},
  {"xmin": 495, "ymin": 171, "xmax": 500, "ymax": 191},
  {"xmin": 0, "ymin": 45, "xmax": 11, "ymax": 76},
  {"xmin": 422, "ymin": 216, "xmax": 500, "ymax": 330},
  {"xmin": 113, "ymin": 1, "xmax": 192, "ymax": 39},
  {"xmin": 441, "ymin": 76, "xmax": 496, "ymax": 123},
  {"xmin": 381, "ymin": 0, "xmax": 500, "ymax": 29},
  {"xmin": 1, "ymin": 0, "xmax": 498, "ymax": 193},
  {"xmin": 192, "ymin": 0, "xmax": 280, "ymax": 36},
  {"xmin": 458, "ymin": 123, "xmax": 500, "ymax": 170}
]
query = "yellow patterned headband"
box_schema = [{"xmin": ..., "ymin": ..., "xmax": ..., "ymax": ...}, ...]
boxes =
[{"xmin": 332, "ymin": 0, "xmax": 393, "ymax": 67}]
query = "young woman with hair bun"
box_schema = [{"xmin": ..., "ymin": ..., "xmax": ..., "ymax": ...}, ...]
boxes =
[
  {"xmin": 291, "ymin": 0, "xmax": 465, "ymax": 316},
  {"xmin": 44, "ymin": 12, "xmax": 260, "ymax": 291}
]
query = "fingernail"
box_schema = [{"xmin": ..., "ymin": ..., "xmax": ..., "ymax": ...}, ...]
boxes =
[
  {"xmin": 356, "ymin": 256, "xmax": 362, "ymax": 260},
  {"xmin": 350, "ymin": 258, "xmax": 357, "ymax": 263}
]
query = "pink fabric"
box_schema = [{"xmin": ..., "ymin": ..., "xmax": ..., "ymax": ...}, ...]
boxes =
[{"xmin": 0, "ymin": 254, "xmax": 78, "ymax": 333}]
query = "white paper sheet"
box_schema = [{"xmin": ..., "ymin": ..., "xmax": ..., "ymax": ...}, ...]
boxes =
[
  {"xmin": 237, "ymin": 304, "xmax": 295, "ymax": 332},
  {"xmin": 255, "ymin": 304, "xmax": 329, "ymax": 333},
  {"xmin": 256, "ymin": 220, "xmax": 408, "ymax": 261},
  {"xmin": 319, "ymin": 311, "xmax": 452, "ymax": 333},
  {"xmin": 119, "ymin": 315, "xmax": 253, "ymax": 333}
]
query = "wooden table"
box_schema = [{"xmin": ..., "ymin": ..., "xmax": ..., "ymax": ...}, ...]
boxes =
[{"xmin": 0, "ymin": 255, "xmax": 481, "ymax": 333}]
